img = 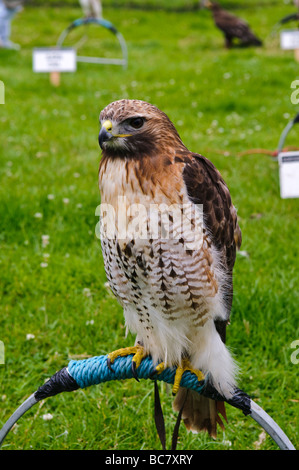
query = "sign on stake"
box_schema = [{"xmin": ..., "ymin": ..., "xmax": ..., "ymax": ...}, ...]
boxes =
[
  {"xmin": 280, "ymin": 29, "xmax": 299, "ymax": 62},
  {"xmin": 33, "ymin": 47, "xmax": 77, "ymax": 86},
  {"xmin": 277, "ymin": 113, "xmax": 299, "ymax": 199},
  {"xmin": 278, "ymin": 152, "xmax": 299, "ymax": 199}
]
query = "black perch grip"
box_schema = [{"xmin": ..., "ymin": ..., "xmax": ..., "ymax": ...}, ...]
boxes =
[
  {"xmin": 34, "ymin": 367, "xmax": 79, "ymax": 401},
  {"xmin": 202, "ymin": 382, "xmax": 252, "ymax": 415}
]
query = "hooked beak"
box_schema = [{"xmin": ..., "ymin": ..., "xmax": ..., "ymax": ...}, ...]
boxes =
[
  {"xmin": 98, "ymin": 126, "xmax": 113, "ymax": 149},
  {"xmin": 99, "ymin": 120, "xmax": 114, "ymax": 149},
  {"xmin": 98, "ymin": 119, "xmax": 132, "ymax": 149}
]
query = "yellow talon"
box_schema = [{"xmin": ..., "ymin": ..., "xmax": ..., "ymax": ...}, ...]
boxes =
[
  {"xmin": 107, "ymin": 343, "xmax": 146, "ymax": 381},
  {"xmin": 154, "ymin": 359, "xmax": 204, "ymax": 394},
  {"xmin": 131, "ymin": 343, "xmax": 147, "ymax": 370},
  {"xmin": 107, "ymin": 346, "xmax": 139, "ymax": 364},
  {"xmin": 155, "ymin": 362, "xmax": 166, "ymax": 374},
  {"xmin": 172, "ymin": 359, "xmax": 204, "ymax": 395}
]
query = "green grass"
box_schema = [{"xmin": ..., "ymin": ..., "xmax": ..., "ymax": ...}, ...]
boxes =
[{"xmin": 0, "ymin": 2, "xmax": 298, "ymax": 450}]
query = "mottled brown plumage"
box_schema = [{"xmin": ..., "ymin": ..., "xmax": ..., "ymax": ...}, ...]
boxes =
[
  {"xmin": 98, "ymin": 99, "xmax": 241, "ymax": 438},
  {"xmin": 208, "ymin": 1, "xmax": 262, "ymax": 48}
]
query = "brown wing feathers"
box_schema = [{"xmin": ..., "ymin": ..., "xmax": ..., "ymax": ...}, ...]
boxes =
[
  {"xmin": 182, "ymin": 152, "xmax": 241, "ymax": 328},
  {"xmin": 182, "ymin": 153, "xmax": 240, "ymax": 273}
]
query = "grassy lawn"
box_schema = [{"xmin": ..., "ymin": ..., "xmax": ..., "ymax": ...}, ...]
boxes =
[{"xmin": 0, "ymin": 1, "xmax": 298, "ymax": 450}]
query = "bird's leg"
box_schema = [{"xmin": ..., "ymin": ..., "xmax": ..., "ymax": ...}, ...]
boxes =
[
  {"xmin": 154, "ymin": 362, "xmax": 166, "ymax": 374},
  {"xmin": 225, "ymin": 35, "xmax": 232, "ymax": 48},
  {"xmin": 172, "ymin": 359, "xmax": 204, "ymax": 395},
  {"xmin": 155, "ymin": 358, "xmax": 204, "ymax": 395},
  {"xmin": 107, "ymin": 341, "xmax": 146, "ymax": 381}
]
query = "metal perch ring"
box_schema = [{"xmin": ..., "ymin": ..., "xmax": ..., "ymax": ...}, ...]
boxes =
[{"xmin": 0, "ymin": 354, "xmax": 295, "ymax": 450}]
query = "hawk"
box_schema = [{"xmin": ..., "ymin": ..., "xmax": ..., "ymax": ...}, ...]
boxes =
[
  {"xmin": 207, "ymin": 1, "xmax": 262, "ymax": 48},
  {"xmin": 98, "ymin": 99, "xmax": 242, "ymax": 437}
]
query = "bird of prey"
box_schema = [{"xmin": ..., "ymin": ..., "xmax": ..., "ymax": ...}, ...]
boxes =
[
  {"xmin": 207, "ymin": 1, "xmax": 262, "ymax": 48},
  {"xmin": 98, "ymin": 99, "xmax": 242, "ymax": 437},
  {"xmin": 79, "ymin": 0, "xmax": 102, "ymax": 18}
]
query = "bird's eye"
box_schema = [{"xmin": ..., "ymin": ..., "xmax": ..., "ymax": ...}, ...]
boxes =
[{"xmin": 129, "ymin": 117, "xmax": 144, "ymax": 129}]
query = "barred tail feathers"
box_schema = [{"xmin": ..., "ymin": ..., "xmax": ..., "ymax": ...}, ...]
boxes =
[{"xmin": 172, "ymin": 388, "xmax": 227, "ymax": 438}]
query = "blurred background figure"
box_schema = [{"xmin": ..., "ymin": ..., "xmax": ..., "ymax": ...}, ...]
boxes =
[
  {"xmin": 0, "ymin": 0, "xmax": 24, "ymax": 49},
  {"xmin": 79, "ymin": 0, "xmax": 102, "ymax": 19},
  {"xmin": 206, "ymin": 1, "xmax": 262, "ymax": 48}
]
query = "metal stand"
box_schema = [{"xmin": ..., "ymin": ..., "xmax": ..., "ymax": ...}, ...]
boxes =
[
  {"xmin": 56, "ymin": 18, "xmax": 128, "ymax": 69},
  {"xmin": 277, "ymin": 112, "xmax": 299, "ymax": 154},
  {"xmin": 277, "ymin": 112, "xmax": 299, "ymax": 199},
  {"xmin": 0, "ymin": 355, "xmax": 296, "ymax": 450}
]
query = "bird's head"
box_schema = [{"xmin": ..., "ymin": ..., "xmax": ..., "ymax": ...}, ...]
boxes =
[
  {"xmin": 205, "ymin": 1, "xmax": 220, "ymax": 10},
  {"xmin": 98, "ymin": 99, "xmax": 183, "ymax": 158}
]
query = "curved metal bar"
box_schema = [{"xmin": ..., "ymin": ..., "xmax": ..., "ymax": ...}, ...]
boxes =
[
  {"xmin": 278, "ymin": 119, "xmax": 296, "ymax": 154},
  {"xmin": 0, "ymin": 354, "xmax": 296, "ymax": 450},
  {"xmin": 277, "ymin": 113, "xmax": 299, "ymax": 154},
  {"xmin": 56, "ymin": 17, "xmax": 128, "ymax": 69},
  {"xmin": 0, "ymin": 394, "xmax": 38, "ymax": 447},
  {"xmin": 249, "ymin": 400, "xmax": 295, "ymax": 451}
]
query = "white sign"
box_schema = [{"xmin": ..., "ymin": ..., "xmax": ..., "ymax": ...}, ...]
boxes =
[
  {"xmin": 278, "ymin": 152, "xmax": 299, "ymax": 199},
  {"xmin": 33, "ymin": 48, "xmax": 77, "ymax": 73},
  {"xmin": 280, "ymin": 30, "xmax": 299, "ymax": 50}
]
